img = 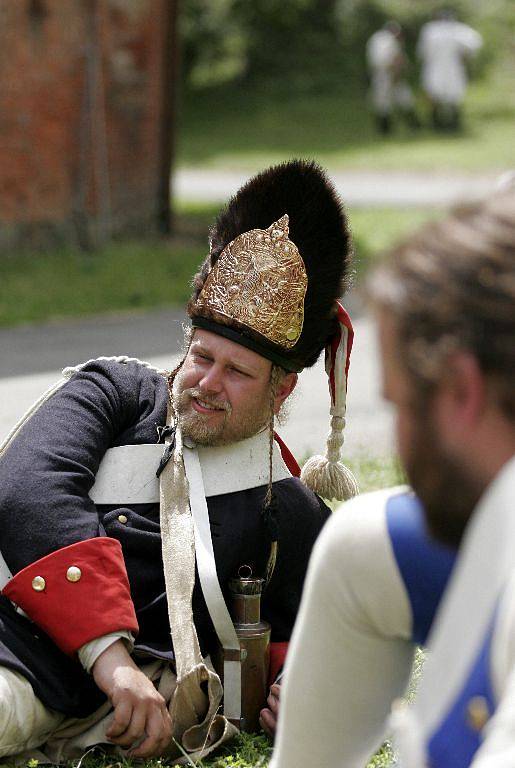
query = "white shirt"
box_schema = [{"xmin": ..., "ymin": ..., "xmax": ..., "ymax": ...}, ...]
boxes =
[{"xmin": 417, "ymin": 20, "xmax": 482, "ymax": 103}]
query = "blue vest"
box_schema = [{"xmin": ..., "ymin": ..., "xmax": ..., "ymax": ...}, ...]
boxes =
[
  {"xmin": 427, "ymin": 614, "xmax": 496, "ymax": 768},
  {"xmin": 386, "ymin": 493, "xmax": 496, "ymax": 767},
  {"xmin": 386, "ymin": 492, "xmax": 456, "ymax": 646}
]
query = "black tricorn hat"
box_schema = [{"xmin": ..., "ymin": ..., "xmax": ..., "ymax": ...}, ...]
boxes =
[{"xmin": 187, "ymin": 159, "xmax": 352, "ymax": 372}]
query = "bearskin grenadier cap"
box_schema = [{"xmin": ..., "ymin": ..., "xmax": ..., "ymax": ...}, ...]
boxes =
[{"xmin": 188, "ymin": 159, "xmax": 358, "ymax": 501}]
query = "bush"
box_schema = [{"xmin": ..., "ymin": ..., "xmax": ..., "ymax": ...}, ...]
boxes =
[{"xmin": 180, "ymin": 0, "xmax": 514, "ymax": 93}]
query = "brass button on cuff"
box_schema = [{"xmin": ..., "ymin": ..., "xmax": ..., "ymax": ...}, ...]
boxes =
[
  {"xmin": 117, "ymin": 514, "xmax": 128, "ymax": 524},
  {"xmin": 467, "ymin": 696, "xmax": 490, "ymax": 732},
  {"xmin": 66, "ymin": 566, "xmax": 82, "ymax": 583},
  {"xmin": 32, "ymin": 576, "xmax": 46, "ymax": 592}
]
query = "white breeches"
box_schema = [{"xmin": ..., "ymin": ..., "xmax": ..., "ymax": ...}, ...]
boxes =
[
  {"xmin": 370, "ymin": 71, "xmax": 414, "ymax": 114},
  {"xmin": 421, "ymin": 62, "xmax": 467, "ymax": 105},
  {"xmin": 0, "ymin": 668, "xmax": 66, "ymax": 758},
  {"xmin": 0, "ymin": 659, "xmax": 164, "ymax": 762},
  {"xmin": 271, "ymin": 494, "xmax": 415, "ymax": 768}
]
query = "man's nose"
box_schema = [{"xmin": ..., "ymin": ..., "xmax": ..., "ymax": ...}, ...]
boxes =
[{"xmin": 199, "ymin": 364, "xmax": 224, "ymax": 393}]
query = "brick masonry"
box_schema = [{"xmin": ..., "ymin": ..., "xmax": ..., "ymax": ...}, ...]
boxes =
[{"xmin": 0, "ymin": 0, "xmax": 177, "ymax": 251}]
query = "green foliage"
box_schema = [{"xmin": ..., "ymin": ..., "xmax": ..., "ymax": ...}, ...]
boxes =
[
  {"xmin": 181, "ymin": 0, "xmax": 346, "ymax": 90},
  {"xmin": 13, "ymin": 732, "xmax": 395, "ymax": 768},
  {"xmin": 181, "ymin": 0, "xmax": 515, "ymax": 92},
  {"xmin": 232, "ymin": 0, "xmax": 344, "ymax": 87},
  {"xmin": 181, "ymin": 0, "xmax": 246, "ymax": 88}
]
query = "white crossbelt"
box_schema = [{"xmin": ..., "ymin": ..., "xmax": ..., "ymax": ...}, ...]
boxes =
[
  {"xmin": 0, "ymin": 432, "xmax": 290, "ymax": 723},
  {"xmin": 89, "ymin": 434, "xmax": 290, "ymax": 504},
  {"xmin": 0, "ymin": 433, "xmax": 290, "ymax": 594},
  {"xmin": 183, "ymin": 441, "xmax": 242, "ymax": 720}
]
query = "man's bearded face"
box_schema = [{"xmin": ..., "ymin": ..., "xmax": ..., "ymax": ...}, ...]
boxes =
[
  {"xmin": 401, "ymin": 406, "xmax": 484, "ymax": 548},
  {"xmin": 172, "ymin": 329, "xmax": 273, "ymax": 447},
  {"xmin": 379, "ymin": 313, "xmax": 483, "ymax": 548}
]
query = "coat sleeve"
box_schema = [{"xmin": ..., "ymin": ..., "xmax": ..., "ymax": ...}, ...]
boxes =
[{"xmin": 0, "ymin": 361, "xmax": 151, "ymax": 654}]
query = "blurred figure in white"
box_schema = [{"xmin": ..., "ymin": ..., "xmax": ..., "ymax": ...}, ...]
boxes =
[
  {"xmin": 366, "ymin": 21, "xmax": 419, "ymax": 135},
  {"xmin": 417, "ymin": 10, "xmax": 482, "ymax": 131}
]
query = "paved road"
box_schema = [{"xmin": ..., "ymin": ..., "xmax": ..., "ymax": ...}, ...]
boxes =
[
  {"xmin": 175, "ymin": 168, "xmax": 500, "ymax": 208},
  {"xmin": 2, "ymin": 164, "xmax": 500, "ymax": 456},
  {"xmin": 0, "ymin": 306, "xmax": 394, "ymax": 460}
]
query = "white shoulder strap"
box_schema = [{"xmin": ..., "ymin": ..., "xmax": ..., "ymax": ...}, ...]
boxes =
[
  {"xmin": 159, "ymin": 417, "xmax": 236, "ymax": 741},
  {"xmin": 182, "ymin": 439, "xmax": 242, "ymax": 720}
]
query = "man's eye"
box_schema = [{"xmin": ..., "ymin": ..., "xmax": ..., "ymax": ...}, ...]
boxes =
[{"xmin": 230, "ymin": 367, "xmax": 248, "ymax": 376}]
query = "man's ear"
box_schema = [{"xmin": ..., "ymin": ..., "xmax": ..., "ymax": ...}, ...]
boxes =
[
  {"xmin": 435, "ymin": 352, "xmax": 487, "ymax": 445},
  {"xmin": 273, "ymin": 373, "xmax": 298, "ymax": 415}
]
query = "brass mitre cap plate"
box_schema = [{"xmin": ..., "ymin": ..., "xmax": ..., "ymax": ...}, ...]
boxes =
[{"xmin": 194, "ymin": 215, "xmax": 307, "ymax": 350}]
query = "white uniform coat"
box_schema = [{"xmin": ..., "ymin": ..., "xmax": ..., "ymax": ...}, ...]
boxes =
[
  {"xmin": 417, "ymin": 20, "xmax": 482, "ymax": 105},
  {"xmin": 394, "ymin": 456, "xmax": 515, "ymax": 767},
  {"xmin": 366, "ymin": 29, "xmax": 413, "ymax": 113},
  {"xmin": 271, "ymin": 457, "xmax": 515, "ymax": 768}
]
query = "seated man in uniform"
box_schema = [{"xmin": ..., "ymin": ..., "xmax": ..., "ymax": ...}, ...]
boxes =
[
  {"xmin": 271, "ymin": 188, "xmax": 515, "ymax": 768},
  {"xmin": 0, "ymin": 160, "xmax": 358, "ymax": 762},
  {"xmin": 0, "ymin": 161, "xmax": 356, "ymax": 760}
]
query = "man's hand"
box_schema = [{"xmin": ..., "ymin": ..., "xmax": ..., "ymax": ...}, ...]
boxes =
[
  {"xmin": 92, "ymin": 639, "xmax": 173, "ymax": 758},
  {"xmin": 259, "ymin": 683, "xmax": 281, "ymax": 740}
]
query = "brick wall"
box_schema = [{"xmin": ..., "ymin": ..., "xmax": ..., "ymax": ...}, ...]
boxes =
[{"xmin": 0, "ymin": 0, "xmax": 177, "ymax": 251}]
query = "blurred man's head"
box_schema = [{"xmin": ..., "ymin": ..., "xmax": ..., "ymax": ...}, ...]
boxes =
[
  {"xmin": 384, "ymin": 20, "xmax": 402, "ymax": 39},
  {"xmin": 370, "ymin": 191, "xmax": 515, "ymax": 546},
  {"xmin": 436, "ymin": 9, "xmax": 456, "ymax": 21}
]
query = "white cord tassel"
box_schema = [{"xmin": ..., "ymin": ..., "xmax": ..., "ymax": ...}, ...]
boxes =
[{"xmin": 301, "ymin": 407, "xmax": 359, "ymax": 501}]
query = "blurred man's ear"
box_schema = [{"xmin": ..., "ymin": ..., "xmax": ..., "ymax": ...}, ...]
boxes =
[
  {"xmin": 274, "ymin": 373, "xmax": 298, "ymax": 415},
  {"xmin": 435, "ymin": 352, "xmax": 487, "ymax": 446}
]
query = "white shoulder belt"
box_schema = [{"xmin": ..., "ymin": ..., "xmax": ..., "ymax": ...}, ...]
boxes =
[
  {"xmin": 90, "ymin": 432, "xmax": 290, "ymax": 504},
  {"xmin": 0, "ymin": 432, "xmax": 290, "ymax": 586}
]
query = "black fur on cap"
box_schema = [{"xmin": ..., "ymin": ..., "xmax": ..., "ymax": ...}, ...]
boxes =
[{"xmin": 188, "ymin": 159, "xmax": 353, "ymax": 371}]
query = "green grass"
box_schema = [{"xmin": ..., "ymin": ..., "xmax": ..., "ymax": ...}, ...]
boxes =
[
  {"xmin": 0, "ymin": 205, "xmax": 438, "ymax": 328},
  {"xmin": 345, "ymin": 454, "xmax": 405, "ymax": 494},
  {"xmin": 177, "ymin": 62, "xmax": 515, "ymax": 173},
  {"xmin": 0, "ymin": 210, "xmax": 213, "ymax": 328},
  {"xmin": 0, "ymin": 241, "xmax": 194, "ymax": 326}
]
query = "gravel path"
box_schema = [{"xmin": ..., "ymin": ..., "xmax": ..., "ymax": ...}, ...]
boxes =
[
  {"xmin": 175, "ymin": 168, "xmax": 500, "ymax": 207},
  {"xmin": 0, "ymin": 307, "xmax": 393, "ymax": 460},
  {"xmin": 6, "ymin": 162, "xmax": 495, "ymax": 457}
]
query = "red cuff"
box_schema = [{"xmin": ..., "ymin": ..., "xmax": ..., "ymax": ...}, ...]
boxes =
[
  {"xmin": 269, "ymin": 641, "xmax": 289, "ymax": 686},
  {"xmin": 2, "ymin": 537, "xmax": 139, "ymax": 656}
]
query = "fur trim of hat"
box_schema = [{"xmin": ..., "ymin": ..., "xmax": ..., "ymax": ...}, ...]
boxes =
[{"xmin": 188, "ymin": 159, "xmax": 352, "ymax": 371}]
